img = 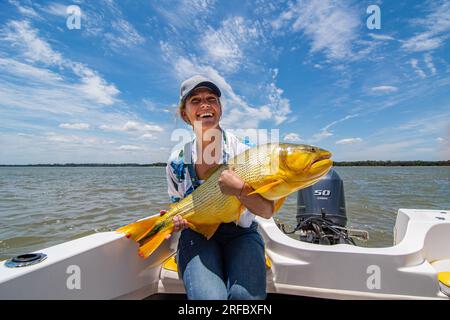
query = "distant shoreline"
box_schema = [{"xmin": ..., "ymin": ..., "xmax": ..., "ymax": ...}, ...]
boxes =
[{"xmin": 1, "ymin": 161, "xmax": 449, "ymax": 167}]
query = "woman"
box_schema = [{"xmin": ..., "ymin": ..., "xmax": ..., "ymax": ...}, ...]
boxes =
[{"xmin": 165, "ymin": 75, "xmax": 275, "ymax": 300}]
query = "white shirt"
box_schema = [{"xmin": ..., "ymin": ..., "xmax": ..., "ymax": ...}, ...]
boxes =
[{"xmin": 165, "ymin": 129, "xmax": 255, "ymax": 227}]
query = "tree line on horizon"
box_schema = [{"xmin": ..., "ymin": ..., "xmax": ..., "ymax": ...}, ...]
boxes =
[{"xmin": 1, "ymin": 160, "xmax": 450, "ymax": 167}]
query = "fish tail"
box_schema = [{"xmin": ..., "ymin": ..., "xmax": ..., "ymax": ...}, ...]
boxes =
[
  {"xmin": 138, "ymin": 228, "xmax": 173, "ymax": 258},
  {"xmin": 116, "ymin": 214, "xmax": 160, "ymax": 242}
]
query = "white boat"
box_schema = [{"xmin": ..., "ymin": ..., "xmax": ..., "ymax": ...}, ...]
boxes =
[{"xmin": 1, "ymin": 208, "xmax": 449, "ymax": 300}]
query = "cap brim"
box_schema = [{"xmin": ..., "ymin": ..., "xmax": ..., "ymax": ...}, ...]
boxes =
[{"xmin": 184, "ymin": 81, "xmax": 221, "ymax": 101}]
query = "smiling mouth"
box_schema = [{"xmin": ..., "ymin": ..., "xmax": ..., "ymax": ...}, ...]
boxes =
[{"xmin": 197, "ymin": 112, "xmax": 214, "ymax": 119}]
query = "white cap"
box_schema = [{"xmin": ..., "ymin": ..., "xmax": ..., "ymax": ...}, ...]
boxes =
[{"xmin": 179, "ymin": 75, "xmax": 221, "ymax": 102}]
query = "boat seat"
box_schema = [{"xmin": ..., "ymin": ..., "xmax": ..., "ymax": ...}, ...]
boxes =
[{"xmin": 431, "ymin": 259, "xmax": 450, "ymax": 297}]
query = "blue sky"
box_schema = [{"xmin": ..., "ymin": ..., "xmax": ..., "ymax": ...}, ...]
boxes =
[{"xmin": 0, "ymin": 0, "xmax": 449, "ymax": 164}]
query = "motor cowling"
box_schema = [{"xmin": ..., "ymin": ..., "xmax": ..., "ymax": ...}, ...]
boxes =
[{"xmin": 296, "ymin": 169, "xmax": 347, "ymax": 227}]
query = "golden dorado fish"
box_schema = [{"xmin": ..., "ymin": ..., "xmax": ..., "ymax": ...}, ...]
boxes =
[{"xmin": 116, "ymin": 143, "xmax": 332, "ymax": 258}]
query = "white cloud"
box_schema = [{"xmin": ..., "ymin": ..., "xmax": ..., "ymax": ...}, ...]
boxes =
[
  {"xmin": 311, "ymin": 114, "xmax": 358, "ymax": 143},
  {"xmin": 99, "ymin": 121, "xmax": 163, "ymax": 133},
  {"xmin": 118, "ymin": 145, "xmax": 144, "ymax": 151},
  {"xmin": 410, "ymin": 59, "xmax": 426, "ymax": 78},
  {"xmin": 436, "ymin": 137, "xmax": 446, "ymax": 144},
  {"xmin": 139, "ymin": 134, "xmax": 155, "ymax": 140},
  {"xmin": 273, "ymin": 0, "xmax": 360, "ymax": 60},
  {"xmin": 160, "ymin": 43, "xmax": 291, "ymax": 128},
  {"xmin": 336, "ymin": 137, "xmax": 362, "ymax": 145},
  {"xmin": 2, "ymin": 20, "xmax": 63, "ymax": 65},
  {"xmin": 396, "ymin": 112, "xmax": 450, "ymax": 135},
  {"xmin": 40, "ymin": 0, "xmax": 145, "ymax": 51},
  {"xmin": 1, "ymin": 20, "xmax": 119, "ymax": 105},
  {"xmin": 40, "ymin": 2, "xmax": 67, "ymax": 17},
  {"xmin": 402, "ymin": 1, "xmax": 450, "ymax": 52},
  {"xmin": 44, "ymin": 132, "xmax": 101, "ymax": 145},
  {"xmin": 0, "ymin": 58, "xmax": 62, "ymax": 82},
  {"xmin": 260, "ymin": 81, "xmax": 292, "ymax": 125},
  {"xmin": 323, "ymin": 114, "xmax": 358, "ymax": 132},
  {"xmin": 104, "ymin": 18, "xmax": 145, "ymax": 50},
  {"xmin": 283, "ymin": 133, "xmax": 302, "ymax": 143},
  {"xmin": 9, "ymin": 1, "xmax": 40, "ymax": 19},
  {"xmin": 402, "ymin": 33, "xmax": 443, "ymax": 52},
  {"xmin": 59, "ymin": 123, "xmax": 90, "ymax": 130},
  {"xmin": 142, "ymin": 99, "xmax": 157, "ymax": 112},
  {"xmin": 70, "ymin": 62, "xmax": 120, "ymax": 105},
  {"xmin": 100, "ymin": 1, "xmax": 145, "ymax": 49},
  {"xmin": 201, "ymin": 16, "xmax": 262, "ymax": 73},
  {"xmin": 46, "ymin": 133, "xmax": 80, "ymax": 143},
  {"xmin": 371, "ymin": 86, "xmax": 399, "ymax": 94},
  {"xmin": 368, "ymin": 33, "xmax": 396, "ymax": 41},
  {"xmin": 153, "ymin": 0, "xmax": 216, "ymax": 30},
  {"xmin": 142, "ymin": 98, "xmax": 172, "ymax": 113},
  {"xmin": 311, "ymin": 130, "xmax": 333, "ymax": 142},
  {"xmin": 424, "ymin": 53, "xmax": 437, "ymax": 75},
  {"xmin": 0, "ymin": 28, "xmax": 168, "ymax": 163}
]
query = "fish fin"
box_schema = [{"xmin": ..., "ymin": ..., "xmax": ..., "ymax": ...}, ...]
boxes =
[
  {"xmin": 191, "ymin": 223, "xmax": 220, "ymax": 240},
  {"xmin": 247, "ymin": 180, "xmax": 283, "ymax": 196},
  {"xmin": 273, "ymin": 196, "xmax": 287, "ymax": 213},
  {"xmin": 265, "ymin": 253, "xmax": 272, "ymax": 269},
  {"xmin": 138, "ymin": 228, "xmax": 173, "ymax": 258},
  {"xmin": 116, "ymin": 214, "xmax": 160, "ymax": 242}
]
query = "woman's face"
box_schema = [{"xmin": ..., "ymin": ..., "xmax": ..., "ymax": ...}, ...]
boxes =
[{"xmin": 183, "ymin": 88, "xmax": 222, "ymax": 130}]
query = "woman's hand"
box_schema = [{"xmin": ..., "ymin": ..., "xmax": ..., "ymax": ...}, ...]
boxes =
[
  {"xmin": 160, "ymin": 210, "xmax": 189, "ymax": 240},
  {"xmin": 218, "ymin": 167, "xmax": 245, "ymax": 196},
  {"xmin": 218, "ymin": 171, "xmax": 275, "ymax": 219}
]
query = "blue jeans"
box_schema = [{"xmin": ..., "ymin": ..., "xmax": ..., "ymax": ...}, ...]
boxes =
[{"xmin": 176, "ymin": 221, "xmax": 267, "ymax": 300}]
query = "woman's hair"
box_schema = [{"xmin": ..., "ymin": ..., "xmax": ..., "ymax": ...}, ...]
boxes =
[{"xmin": 177, "ymin": 99, "xmax": 190, "ymax": 125}]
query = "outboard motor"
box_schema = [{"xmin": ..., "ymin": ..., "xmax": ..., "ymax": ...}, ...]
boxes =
[
  {"xmin": 297, "ymin": 169, "xmax": 347, "ymax": 227},
  {"xmin": 278, "ymin": 169, "xmax": 358, "ymax": 245}
]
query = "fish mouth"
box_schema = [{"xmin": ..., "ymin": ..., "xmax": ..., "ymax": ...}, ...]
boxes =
[
  {"xmin": 309, "ymin": 151, "xmax": 333, "ymax": 172},
  {"xmin": 311, "ymin": 152, "xmax": 332, "ymax": 165}
]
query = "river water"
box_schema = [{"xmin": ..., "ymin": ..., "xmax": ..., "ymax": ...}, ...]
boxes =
[{"xmin": 1, "ymin": 166, "xmax": 449, "ymax": 260}]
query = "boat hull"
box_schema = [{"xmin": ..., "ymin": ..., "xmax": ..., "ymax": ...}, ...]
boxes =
[{"xmin": 0, "ymin": 209, "xmax": 449, "ymax": 300}]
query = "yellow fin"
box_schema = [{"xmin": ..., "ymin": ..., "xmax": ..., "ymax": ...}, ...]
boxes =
[
  {"xmin": 265, "ymin": 253, "xmax": 272, "ymax": 269},
  {"xmin": 162, "ymin": 254, "xmax": 178, "ymax": 272},
  {"xmin": 191, "ymin": 223, "xmax": 220, "ymax": 240},
  {"xmin": 138, "ymin": 228, "xmax": 173, "ymax": 258},
  {"xmin": 438, "ymin": 272, "xmax": 450, "ymax": 286},
  {"xmin": 116, "ymin": 214, "xmax": 160, "ymax": 242},
  {"xmin": 273, "ymin": 196, "xmax": 287, "ymax": 213},
  {"xmin": 247, "ymin": 180, "xmax": 283, "ymax": 196}
]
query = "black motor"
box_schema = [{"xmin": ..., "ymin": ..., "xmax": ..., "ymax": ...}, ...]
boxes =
[
  {"xmin": 279, "ymin": 169, "xmax": 355, "ymax": 245},
  {"xmin": 297, "ymin": 169, "xmax": 347, "ymax": 227}
]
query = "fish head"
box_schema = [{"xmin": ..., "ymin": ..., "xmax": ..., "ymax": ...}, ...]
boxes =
[{"xmin": 277, "ymin": 143, "xmax": 333, "ymax": 187}]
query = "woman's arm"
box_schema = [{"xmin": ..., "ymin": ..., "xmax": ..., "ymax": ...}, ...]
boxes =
[{"xmin": 218, "ymin": 168, "xmax": 275, "ymax": 219}]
